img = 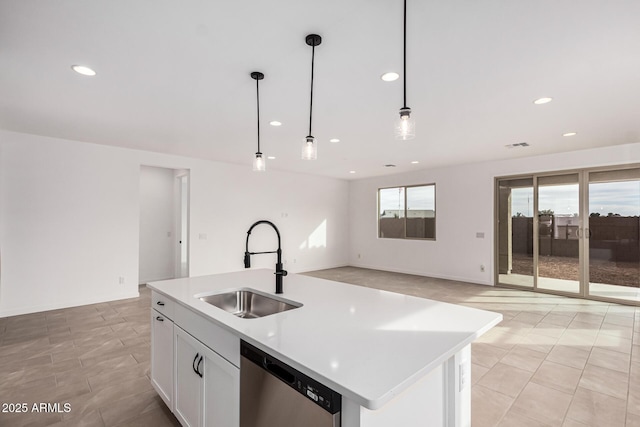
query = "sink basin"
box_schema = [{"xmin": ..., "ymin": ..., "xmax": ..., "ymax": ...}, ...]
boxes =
[{"xmin": 197, "ymin": 288, "xmax": 302, "ymax": 319}]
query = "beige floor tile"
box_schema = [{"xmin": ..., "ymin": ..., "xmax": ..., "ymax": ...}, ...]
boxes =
[
  {"xmin": 518, "ymin": 331, "xmax": 559, "ymax": 354},
  {"xmin": 557, "ymin": 330, "xmax": 598, "ymax": 347},
  {"xmin": 500, "ymin": 345, "xmax": 547, "ymax": 373},
  {"xmin": 513, "ymin": 312, "xmax": 546, "ymax": 326},
  {"xmin": 627, "ymin": 412, "xmax": 640, "ymax": 427},
  {"xmin": 531, "ymin": 360, "xmax": 582, "ymax": 395},
  {"xmin": 587, "ymin": 347, "xmax": 631, "ymax": 374},
  {"xmin": 541, "ymin": 313, "xmax": 576, "ymax": 327},
  {"xmin": 471, "ymin": 343, "xmax": 509, "ymax": 369},
  {"xmin": 572, "ymin": 313, "xmax": 604, "ymax": 326},
  {"xmin": 511, "ymin": 382, "xmax": 573, "ymax": 426},
  {"xmin": 478, "ymin": 362, "xmax": 533, "ymax": 398},
  {"xmin": 533, "ymin": 322, "xmax": 567, "ymax": 339},
  {"xmin": 603, "ymin": 314, "xmax": 635, "ymax": 328},
  {"xmin": 628, "ymin": 362, "xmax": 640, "ymax": 416},
  {"xmin": 546, "ymin": 345, "xmax": 591, "ymax": 370},
  {"xmin": 562, "ymin": 419, "xmax": 589, "ymax": 427},
  {"xmin": 498, "ymin": 411, "xmax": 553, "ymax": 427},
  {"xmin": 579, "ymin": 364, "xmax": 629, "ymax": 400},
  {"xmin": 472, "ymin": 363, "xmax": 490, "ymax": 385},
  {"xmin": 98, "ymin": 389, "xmax": 161, "ymax": 426},
  {"xmin": 471, "ymin": 384, "xmax": 514, "ymax": 427},
  {"xmin": 593, "ymin": 332, "xmax": 633, "ymax": 354},
  {"xmin": 565, "ymin": 387, "xmax": 626, "ymax": 427}
]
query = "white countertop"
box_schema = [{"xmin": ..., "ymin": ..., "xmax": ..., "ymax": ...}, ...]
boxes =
[{"xmin": 148, "ymin": 269, "xmax": 502, "ymax": 410}]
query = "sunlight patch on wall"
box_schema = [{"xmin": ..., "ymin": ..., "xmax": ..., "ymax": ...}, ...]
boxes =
[{"xmin": 299, "ymin": 219, "xmax": 327, "ymax": 250}]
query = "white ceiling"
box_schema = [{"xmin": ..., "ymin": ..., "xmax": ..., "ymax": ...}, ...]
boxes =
[{"xmin": 1, "ymin": 0, "xmax": 639, "ymax": 179}]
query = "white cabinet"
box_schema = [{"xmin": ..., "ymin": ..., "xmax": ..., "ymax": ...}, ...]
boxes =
[
  {"xmin": 174, "ymin": 325, "xmax": 240, "ymax": 427},
  {"xmin": 151, "ymin": 308, "xmax": 174, "ymax": 410}
]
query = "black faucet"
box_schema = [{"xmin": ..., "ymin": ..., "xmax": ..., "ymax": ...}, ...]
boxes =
[{"xmin": 244, "ymin": 220, "xmax": 288, "ymax": 294}]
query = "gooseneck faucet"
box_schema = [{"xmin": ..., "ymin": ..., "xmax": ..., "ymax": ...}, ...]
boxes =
[{"xmin": 244, "ymin": 220, "xmax": 288, "ymax": 294}]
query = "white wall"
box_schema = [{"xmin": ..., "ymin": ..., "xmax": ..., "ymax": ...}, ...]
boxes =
[
  {"xmin": 139, "ymin": 165, "xmax": 176, "ymax": 284},
  {"xmin": 0, "ymin": 130, "xmax": 349, "ymax": 317},
  {"xmin": 349, "ymin": 143, "xmax": 640, "ymax": 286}
]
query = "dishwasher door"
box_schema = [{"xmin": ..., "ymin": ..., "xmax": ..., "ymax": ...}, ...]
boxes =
[{"xmin": 240, "ymin": 341, "xmax": 341, "ymax": 427}]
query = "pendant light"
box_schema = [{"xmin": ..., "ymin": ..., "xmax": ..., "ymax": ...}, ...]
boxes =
[
  {"xmin": 251, "ymin": 71, "xmax": 266, "ymax": 172},
  {"xmin": 395, "ymin": 0, "xmax": 415, "ymax": 140},
  {"xmin": 302, "ymin": 34, "xmax": 322, "ymax": 160}
]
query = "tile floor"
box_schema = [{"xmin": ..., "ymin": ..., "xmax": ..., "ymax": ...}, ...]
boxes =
[
  {"xmin": 305, "ymin": 267, "xmax": 640, "ymax": 427},
  {"xmin": 0, "ymin": 266, "xmax": 638, "ymax": 426}
]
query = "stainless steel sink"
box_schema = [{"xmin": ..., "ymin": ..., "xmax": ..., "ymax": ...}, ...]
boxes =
[{"xmin": 198, "ymin": 288, "xmax": 302, "ymax": 319}]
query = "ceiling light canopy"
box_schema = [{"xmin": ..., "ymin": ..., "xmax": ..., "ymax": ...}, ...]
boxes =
[
  {"xmin": 302, "ymin": 34, "xmax": 322, "ymax": 160},
  {"xmin": 251, "ymin": 71, "xmax": 266, "ymax": 172},
  {"xmin": 395, "ymin": 0, "xmax": 415, "ymax": 140},
  {"xmin": 71, "ymin": 65, "xmax": 96, "ymax": 76},
  {"xmin": 381, "ymin": 72, "xmax": 399, "ymax": 82},
  {"xmin": 533, "ymin": 97, "xmax": 553, "ymax": 105}
]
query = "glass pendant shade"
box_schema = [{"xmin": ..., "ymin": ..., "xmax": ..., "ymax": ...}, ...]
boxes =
[
  {"xmin": 395, "ymin": 108, "xmax": 415, "ymax": 140},
  {"xmin": 253, "ymin": 152, "xmax": 266, "ymax": 171},
  {"xmin": 301, "ymin": 136, "xmax": 317, "ymax": 160}
]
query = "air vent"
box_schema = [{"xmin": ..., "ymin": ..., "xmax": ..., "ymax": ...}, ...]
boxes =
[
  {"xmin": 505, "ymin": 142, "xmax": 530, "ymax": 149},
  {"xmin": 384, "ymin": 164, "xmax": 397, "ymax": 168}
]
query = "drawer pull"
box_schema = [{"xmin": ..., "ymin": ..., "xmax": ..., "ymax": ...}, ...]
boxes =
[
  {"xmin": 155, "ymin": 316, "xmax": 164, "ymax": 322},
  {"xmin": 156, "ymin": 301, "xmax": 165, "ymax": 306}
]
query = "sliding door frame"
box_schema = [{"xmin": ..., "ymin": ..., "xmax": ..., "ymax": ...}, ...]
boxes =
[{"xmin": 495, "ymin": 163, "xmax": 640, "ymax": 306}]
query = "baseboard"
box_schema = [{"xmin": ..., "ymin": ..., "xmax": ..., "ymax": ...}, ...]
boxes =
[
  {"xmin": 0, "ymin": 291, "xmax": 140, "ymax": 318},
  {"xmin": 346, "ymin": 262, "xmax": 494, "ymax": 287}
]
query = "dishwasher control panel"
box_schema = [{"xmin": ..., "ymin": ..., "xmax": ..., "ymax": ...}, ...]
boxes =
[{"xmin": 241, "ymin": 341, "xmax": 342, "ymax": 414}]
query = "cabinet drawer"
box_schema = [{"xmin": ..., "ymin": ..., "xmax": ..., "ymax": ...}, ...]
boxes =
[
  {"xmin": 174, "ymin": 304, "xmax": 240, "ymax": 368},
  {"xmin": 152, "ymin": 291, "xmax": 175, "ymax": 320}
]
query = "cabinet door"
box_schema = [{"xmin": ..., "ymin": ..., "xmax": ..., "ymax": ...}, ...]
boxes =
[
  {"xmin": 151, "ymin": 310, "xmax": 174, "ymax": 410},
  {"xmin": 175, "ymin": 327, "xmax": 204, "ymax": 427},
  {"xmin": 202, "ymin": 344, "xmax": 240, "ymax": 427}
]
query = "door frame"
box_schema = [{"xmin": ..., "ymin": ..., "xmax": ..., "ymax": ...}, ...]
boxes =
[{"xmin": 494, "ymin": 163, "xmax": 640, "ymax": 306}]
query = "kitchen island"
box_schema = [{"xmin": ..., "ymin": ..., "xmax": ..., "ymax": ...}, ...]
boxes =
[{"xmin": 148, "ymin": 269, "xmax": 502, "ymax": 427}]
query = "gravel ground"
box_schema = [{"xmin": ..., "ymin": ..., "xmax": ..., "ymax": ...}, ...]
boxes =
[{"xmin": 511, "ymin": 253, "xmax": 640, "ymax": 288}]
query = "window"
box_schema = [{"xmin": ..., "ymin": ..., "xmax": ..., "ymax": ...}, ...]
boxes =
[{"xmin": 378, "ymin": 184, "xmax": 436, "ymax": 239}]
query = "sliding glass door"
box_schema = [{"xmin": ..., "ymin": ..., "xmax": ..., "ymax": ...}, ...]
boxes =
[
  {"xmin": 587, "ymin": 168, "xmax": 640, "ymax": 302},
  {"xmin": 496, "ymin": 165, "xmax": 640, "ymax": 305},
  {"xmin": 536, "ymin": 174, "xmax": 581, "ymax": 295},
  {"xmin": 497, "ymin": 178, "xmax": 534, "ymax": 288}
]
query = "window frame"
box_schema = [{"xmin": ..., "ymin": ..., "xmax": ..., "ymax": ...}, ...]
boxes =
[{"xmin": 377, "ymin": 183, "xmax": 436, "ymax": 240}]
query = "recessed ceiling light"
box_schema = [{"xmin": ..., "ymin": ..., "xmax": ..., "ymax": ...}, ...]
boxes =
[
  {"xmin": 533, "ymin": 97, "xmax": 552, "ymax": 105},
  {"xmin": 349, "ymin": 171, "xmax": 356, "ymax": 174},
  {"xmin": 329, "ymin": 138, "xmax": 340, "ymax": 143},
  {"xmin": 267, "ymin": 156, "xmax": 276, "ymax": 160},
  {"xmin": 381, "ymin": 72, "xmax": 400, "ymax": 82},
  {"xmin": 269, "ymin": 121, "xmax": 282, "ymax": 127},
  {"xmin": 71, "ymin": 65, "xmax": 96, "ymax": 76},
  {"xmin": 562, "ymin": 132, "xmax": 577, "ymax": 137},
  {"xmin": 411, "ymin": 161, "xmax": 419, "ymax": 164}
]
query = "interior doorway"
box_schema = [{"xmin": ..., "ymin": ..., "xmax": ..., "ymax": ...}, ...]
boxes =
[{"xmin": 139, "ymin": 166, "xmax": 190, "ymax": 284}]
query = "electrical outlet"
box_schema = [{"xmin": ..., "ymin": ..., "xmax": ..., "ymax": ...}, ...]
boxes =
[
  {"xmin": 459, "ymin": 362, "xmax": 469, "ymax": 391},
  {"xmin": 199, "ymin": 233, "xmax": 207, "ymax": 240},
  {"xmin": 357, "ymin": 253, "xmax": 361, "ymax": 259},
  {"xmin": 118, "ymin": 276, "xmax": 125, "ymax": 285},
  {"xmin": 480, "ymin": 265, "xmax": 485, "ymax": 272}
]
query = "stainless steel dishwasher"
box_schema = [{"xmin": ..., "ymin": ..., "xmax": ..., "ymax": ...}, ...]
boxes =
[{"xmin": 240, "ymin": 341, "xmax": 341, "ymax": 427}]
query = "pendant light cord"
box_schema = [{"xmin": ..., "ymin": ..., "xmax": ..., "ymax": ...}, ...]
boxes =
[
  {"xmin": 403, "ymin": 0, "xmax": 407, "ymax": 109},
  {"xmin": 256, "ymin": 77, "xmax": 261, "ymax": 153},
  {"xmin": 308, "ymin": 43, "xmax": 316, "ymax": 137}
]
